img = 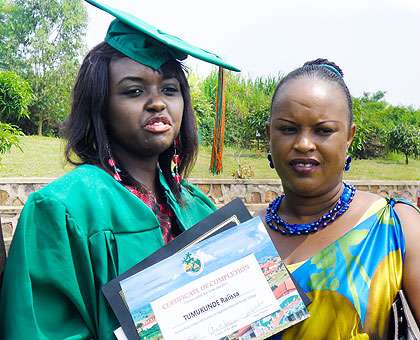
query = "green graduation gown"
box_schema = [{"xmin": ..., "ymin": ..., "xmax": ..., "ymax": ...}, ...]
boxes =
[{"xmin": 0, "ymin": 164, "xmax": 216, "ymax": 339}]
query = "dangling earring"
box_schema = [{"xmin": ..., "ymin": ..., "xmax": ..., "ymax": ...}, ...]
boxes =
[
  {"xmin": 344, "ymin": 155, "xmax": 352, "ymax": 171},
  {"xmin": 267, "ymin": 153, "xmax": 275, "ymax": 169},
  {"xmin": 173, "ymin": 137, "xmax": 181, "ymax": 184},
  {"xmin": 106, "ymin": 144, "xmax": 122, "ymax": 182}
]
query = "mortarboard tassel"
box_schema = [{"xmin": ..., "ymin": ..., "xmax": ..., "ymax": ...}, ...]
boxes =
[{"xmin": 210, "ymin": 67, "xmax": 226, "ymax": 175}]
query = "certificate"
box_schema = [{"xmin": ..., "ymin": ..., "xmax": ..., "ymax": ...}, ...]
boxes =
[
  {"xmin": 104, "ymin": 198, "xmax": 255, "ymax": 340},
  {"xmin": 119, "ymin": 217, "xmax": 309, "ymax": 340}
]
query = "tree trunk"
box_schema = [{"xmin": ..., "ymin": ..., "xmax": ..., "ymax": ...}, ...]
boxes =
[
  {"xmin": 405, "ymin": 153, "xmax": 409, "ymax": 164},
  {"xmin": 38, "ymin": 118, "xmax": 43, "ymax": 136}
]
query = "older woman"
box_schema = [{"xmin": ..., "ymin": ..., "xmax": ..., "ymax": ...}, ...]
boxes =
[
  {"xmin": 255, "ymin": 58, "xmax": 420, "ymax": 339},
  {"xmin": 0, "ymin": 1, "xmax": 239, "ymax": 339}
]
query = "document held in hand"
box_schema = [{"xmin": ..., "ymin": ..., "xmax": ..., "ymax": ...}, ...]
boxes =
[{"xmin": 119, "ymin": 216, "xmax": 309, "ymax": 340}]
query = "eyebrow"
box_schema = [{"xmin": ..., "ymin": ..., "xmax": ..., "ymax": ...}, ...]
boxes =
[
  {"xmin": 116, "ymin": 76, "xmax": 179, "ymax": 86},
  {"xmin": 116, "ymin": 76, "xmax": 144, "ymax": 85},
  {"xmin": 275, "ymin": 118, "xmax": 341, "ymax": 125},
  {"xmin": 276, "ymin": 118, "xmax": 295, "ymax": 124}
]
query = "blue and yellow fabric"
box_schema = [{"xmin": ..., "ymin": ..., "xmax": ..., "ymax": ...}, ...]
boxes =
[{"xmin": 272, "ymin": 198, "xmax": 419, "ymax": 340}]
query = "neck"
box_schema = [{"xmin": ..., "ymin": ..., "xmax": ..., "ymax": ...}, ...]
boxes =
[
  {"xmin": 110, "ymin": 144, "xmax": 160, "ymax": 195},
  {"xmin": 280, "ymin": 182, "xmax": 345, "ymax": 224}
]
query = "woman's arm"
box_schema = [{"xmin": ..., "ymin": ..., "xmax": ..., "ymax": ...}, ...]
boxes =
[
  {"xmin": 395, "ymin": 202, "xmax": 420, "ymax": 325},
  {"xmin": 0, "ymin": 194, "xmax": 98, "ymax": 339}
]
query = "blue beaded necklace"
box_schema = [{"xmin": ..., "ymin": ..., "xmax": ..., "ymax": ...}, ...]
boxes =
[{"xmin": 265, "ymin": 182, "xmax": 356, "ymax": 235}]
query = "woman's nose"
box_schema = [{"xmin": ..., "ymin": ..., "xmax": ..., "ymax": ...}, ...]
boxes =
[
  {"xmin": 293, "ymin": 133, "xmax": 316, "ymax": 152},
  {"xmin": 146, "ymin": 91, "xmax": 166, "ymax": 112}
]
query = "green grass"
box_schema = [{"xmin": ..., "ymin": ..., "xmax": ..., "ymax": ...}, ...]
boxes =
[
  {"xmin": 0, "ymin": 136, "xmax": 73, "ymax": 177},
  {"xmin": 1, "ymin": 136, "xmax": 419, "ymax": 180}
]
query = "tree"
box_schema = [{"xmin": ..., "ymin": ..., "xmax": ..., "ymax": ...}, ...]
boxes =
[
  {"xmin": 384, "ymin": 105, "xmax": 420, "ymax": 129},
  {"xmin": 0, "ymin": 0, "xmax": 14, "ymax": 69},
  {"xmin": 385, "ymin": 123, "xmax": 420, "ymax": 164},
  {"xmin": 350, "ymin": 92, "xmax": 420, "ymax": 160},
  {"xmin": 0, "ymin": 70, "xmax": 33, "ymax": 163},
  {"xmin": 0, "ymin": 0, "xmax": 88, "ymax": 135}
]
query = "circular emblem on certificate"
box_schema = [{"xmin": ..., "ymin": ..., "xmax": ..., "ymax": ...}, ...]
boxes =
[{"xmin": 182, "ymin": 252, "xmax": 204, "ymax": 276}]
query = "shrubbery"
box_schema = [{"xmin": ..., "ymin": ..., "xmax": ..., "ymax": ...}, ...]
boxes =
[
  {"xmin": 191, "ymin": 75, "xmax": 420, "ymax": 164},
  {"xmin": 0, "ymin": 70, "xmax": 33, "ymax": 163}
]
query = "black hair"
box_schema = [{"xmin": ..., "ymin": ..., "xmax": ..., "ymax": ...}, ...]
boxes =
[
  {"xmin": 62, "ymin": 41, "xmax": 198, "ymax": 204},
  {"xmin": 270, "ymin": 58, "xmax": 353, "ymax": 125}
]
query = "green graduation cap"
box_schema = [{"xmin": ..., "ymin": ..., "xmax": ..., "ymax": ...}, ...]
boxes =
[{"xmin": 85, "ymin": 0, "xmax": 240, "ymax": 72}]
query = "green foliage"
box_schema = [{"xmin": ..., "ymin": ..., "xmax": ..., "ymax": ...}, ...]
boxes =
[
  {"xmin": 194, "ymin": 73, "xmax": 420, "ymax": 168},
  {"xmin": 189, "ymin": 74, "xmax": 215, "ymax": 146},
  {"xmin": 224, "ymin": 72, "xmax": 281, "ymax": 148},
  {"xmin": 194, "ymin": 70, "xmax": 281, "ymax": 149},
  {"xmin": 349, "ymin": 99, "xmax": 369, "ymax": 157},
  {"xmin": 0, "ymin": 122, "xmax": 24, "ymax": 163},
  {"xmin": 0, "ymin": 0, "xmax": 14, "ymax": 69},
  {"xmin": 350, "ymin": 91, "xmax": 420, "ymax": 160},
  {"xmin": 243, "ymin": 103, "xmax": 270, "ymax": 151},
  {"xmin": 384, "ymin": 105, "xmax": 420, "ymax": 128},
  {"xmin": 0, "ymin": 70, "xmax": 33, "ymax": 120},
  {"xmin": 0, "ymin": 0, "xmax": 88, "ymax": 136},
  {"xmin": 0, "ymin": 70, "xmax": 33, "ymax": 163},
  {"xmin": 385, "ymin": 123, "xmax": 420, "ymax": 164},
  {"xmin": 350, "ymin": 97, "xmax": 387, "ymax": 158}
]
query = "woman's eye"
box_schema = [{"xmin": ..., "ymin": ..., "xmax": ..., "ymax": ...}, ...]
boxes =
[
  {"xmin": 123, "ymin": 88, "xmax": 143, "ymax": 97},
  {"xmin": 317, "ymin": 128, "xmax": 334, "ymax": 135},
  {"xmin": 162, "ymin": 86, "xmax": 179, "ymax": 95},
  {"xmin": 279, "ymin": 126, "xmax": 297, "ymax": 134}
]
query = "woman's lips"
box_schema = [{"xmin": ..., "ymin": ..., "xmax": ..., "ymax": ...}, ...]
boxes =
[
  {"xmin": 144, "ymin": 116, "xmax": 171, "ymax": 133},
  {"xmin": 289, "ymin": 159, "xmax": 319, "ymax": 175}
]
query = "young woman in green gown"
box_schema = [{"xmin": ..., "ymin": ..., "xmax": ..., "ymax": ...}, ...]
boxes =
[{"xmin": 0, "ymin": 1, "xmax": 239, "ymax": 339}]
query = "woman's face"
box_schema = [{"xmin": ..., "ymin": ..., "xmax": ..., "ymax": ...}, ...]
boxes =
[
  {"xmin": 106, "ymin": 57, "xmax": 184, "ymax": 159},
  {"xmin": 267, "ymin": 77, "xmax": 356, "ymax": 197}
]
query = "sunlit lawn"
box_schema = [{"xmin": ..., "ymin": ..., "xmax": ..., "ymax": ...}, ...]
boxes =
[
  {"xmin": 0, "ymin": 136, "xmax": 72, "ymax": 177},
  {"xmin": 0, "ymin": 136, "xmax": 419, "ymax": 180}
]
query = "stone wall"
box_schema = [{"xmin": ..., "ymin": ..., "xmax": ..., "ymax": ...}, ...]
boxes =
[
  {"xmin": 190, "ymin": 178, "xmax": 420, "ymax": 210},
  {"xmin": 0, "ymin": 178, "xmax": 56, "ymax": 253},
  {"xmin": 1, "ymin": 177, "xmax": 419, "ymax": 253}
]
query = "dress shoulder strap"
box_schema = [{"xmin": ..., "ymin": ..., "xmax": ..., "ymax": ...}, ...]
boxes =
[{"xmin": 387, "ymin": 197, "xmax": 420, "ymax": 212}]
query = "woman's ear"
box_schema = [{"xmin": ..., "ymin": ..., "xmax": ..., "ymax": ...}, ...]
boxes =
[
  {"xmin": 265, "ymin": 121, "xmax": 271, "ymax": 141},
  {"xmin": 347, "ymin": 123, "xmax": 356, "ymax": 149}
]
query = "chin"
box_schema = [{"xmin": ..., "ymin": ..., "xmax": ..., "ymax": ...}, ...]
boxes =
[
  {"xmin": 148, "ymin": 135, "xmax": 175, "ymax": 151},
  {"xmin": 156, "ymin": 140, "xmax": 175, "ymax": 155},
  {"xmin": 283, "ymin": 177, "xmax": 324, "ymax": 196}
]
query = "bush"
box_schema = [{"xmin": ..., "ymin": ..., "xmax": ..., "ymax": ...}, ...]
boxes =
[
  {"xmin": 0, "ymin": 71, "xmax": 33, "ymax": 121},
  {"xmin": 0, "ymin": 70, "xmax": 33, "ymax": 163},
  {"xmin": 0, "ymin": 122, "xmax": 24, "ymax": 163},
  {"xmin": 385, "ymin": 123, "xmax": 420, "ymax": 164}
]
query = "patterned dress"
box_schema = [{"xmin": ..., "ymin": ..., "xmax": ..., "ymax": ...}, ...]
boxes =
[
  {"xmin": 271, "ymin": 198, "xmax": 419, "ymax": 340},
  {"xmin": 125, "ymin": 185, "xmax": 178, "ymax": 244}
]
